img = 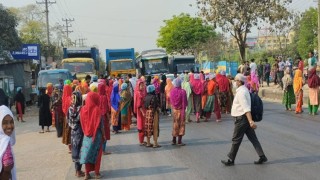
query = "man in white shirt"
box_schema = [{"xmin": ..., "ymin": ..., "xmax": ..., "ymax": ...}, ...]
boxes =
[
  {"xmin": 221, "ymin": 73, "xmax": 267, "ymax": 166},
  {"xmin": 249, "ymin": 58, "xmax": 257, "ymax": 74}
]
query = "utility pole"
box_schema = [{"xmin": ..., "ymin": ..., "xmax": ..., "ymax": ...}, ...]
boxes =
[
  {"xmin": 37, "ymin": 0, "xmax": 56, "ymax": 69},
  {"xmin": 62, "ymin": 18, "xmax": 74, "ymax": 46},
  {"xmin": 37, "ymin": 0, "xmax": 56, "ymax": 45},
  {"xmin": 78, "ymin": 38, "xmax": 87, "ymax": 47}
]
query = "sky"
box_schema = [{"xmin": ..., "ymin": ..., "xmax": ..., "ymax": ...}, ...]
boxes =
[{"xmin": 1, "ymin": 0, "xmax": 317, "ymax": 59}]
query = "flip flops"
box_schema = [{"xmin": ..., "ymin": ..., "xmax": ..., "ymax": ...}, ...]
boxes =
[{"xmin": 153, "ymin": 144, "xmax": 161, "ymax": 148}]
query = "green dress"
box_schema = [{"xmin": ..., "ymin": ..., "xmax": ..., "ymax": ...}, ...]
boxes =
[{"xmin": 282, "ymin": 74, "xmax": 295, "ymax": 108}]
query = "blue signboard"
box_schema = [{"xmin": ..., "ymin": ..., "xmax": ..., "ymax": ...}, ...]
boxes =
[{"xmin": 11, "ymin": 44, "xmax": 40, "ymax": 60}]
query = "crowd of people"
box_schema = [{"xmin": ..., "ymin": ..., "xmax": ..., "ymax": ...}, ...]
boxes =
[
  {"xmin": 0, "ymin": 51, "xmax": 318, "ymax": 179},
  {"xmin": 238, "ymin": 52, "xmax": 319, "ymax": 115}
]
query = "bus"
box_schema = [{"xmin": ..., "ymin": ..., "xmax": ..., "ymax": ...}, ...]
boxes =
[
  {"xmin": 136, "ymin": 49, "xmax": 169, "ymax": 75},
  {"xmin": 169, "ymin": 55, "xmax": 196, "ymax": 74}
]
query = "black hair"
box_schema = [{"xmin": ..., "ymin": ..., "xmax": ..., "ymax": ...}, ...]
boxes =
[
  {"xmin": 264, "ymin": 58, "xmax": 268, "ymax": 62},
  {"xmin": 251, "ymin": 58, "xmax": 255, "ymax": 62},
  {"xmin": 128, "ymin": 74, "xmax": 132, "ymax": 78},
  {"xmin": 85, "ymin": 74, "xmax": 91, "ymax": 80},
  {"xmin": 309, "ymin": 51, "xmax": 314, "ymax": 55}
]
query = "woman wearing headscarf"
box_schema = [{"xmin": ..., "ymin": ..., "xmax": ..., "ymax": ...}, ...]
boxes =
[
  {"xmin": 46, "ymin": 83, "xmax": 55, "ymax": 126},
  {"xmin": 111, "ymin": 82, "xmax": 121, "ymax": 134},
  {"xmin": 282, "ymin": 67, "xmax": 296, "ymax": 111},
  {"xmin": 191, "ymin": 73, "xmax": 203, "ymax": 122},
  {"xmin": 98, "ymin": 81, "xmax": 111, "ymax": 155},
  {"xmin": 216, "ymin": 71, "xmax": 230, "ymax": 114},
  {"xmin": 125, "ymin": 79, "xmax": 134, "ymax": 128},
  {"xmin": 170, "ymin": 78, "xmax": 187, "ymax": 146},
  {"xmin": 0, "ymin": 105, "xmax": 16, "ymax": 180},
  {"xmin": 293, "ymin": 69, "xmax": 304, "ymax": 114},
  {"xmin": 134, "ymin": 80, "xmax": 147, "ymax": 146},
  {"xmin": 146, "ymin": 76, "xmax": 152, "ymax": 86},
  {"xmin": 119, "ymin": 83, "xmax": 132, "ymax": 131},
  {"xmin": 14, "ymin": 87, "xmax": 25, "ymax": 122},
  {"xmin": 38, "ymin": 88, "xmax": 52, "ymax": 133},
  {"xmin": 307, "ymin": 67, "xmax": 320, "ymax": 115},
  {"xmin": 182, "ymin": 74, "xmax": 193, "ymax": 123},
  {"xmin": 67, "ymin": 91, "xmax": 84, "ymax": 177},
  {"xmin": 203, "ymin": 74, "xmax": 218, "ymax": 122},
  {"xmin": 144, "ymin": 85, "xmax": 161, "ymax": 148},
  {"xmin": 80, "ymin": 91, "xmax": 104, "ymax": 179},
  {"xmin": 165, "ymin": 78, "xmax": 174, "ymax": 116},
  {"xmin": 62, "ymin": 80, "xmax": 73, "ymax": 151},
  {"xmin": 201, "ymin": 74, "xmax": 209, "ymax": 119},
  {"xmin": 52, "ymin": 85, "xmax": 64, "ymax": 137},
  {"xmin": 160, "ymin": 75, "xmax": 167, "ymax": 115}
]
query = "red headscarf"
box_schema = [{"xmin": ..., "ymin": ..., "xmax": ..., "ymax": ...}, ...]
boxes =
[
  {"xmin": 80, "ymin": 92, "xmax": 101, "ymax": 141},
  {"xmin": 217, "ymin": 75, "xmax": 230, "ymax": 92},
  {"xmin": 134, "ymin": 80, "xmax": 146, "ymax": 114},
  {"xmin": 62, "ymin": 85, "xmax": 72, "ymax": 115},
  {"xmin": 191, "ymin": 74, "xmax": 203, "ymax": 95},
  {"xmin": 308, "ymin": 67, "xmax": 320, "ymax": 88},
  {"xmin": 98, "ymin": 83, "xmax": 107, "ymax": 115}
]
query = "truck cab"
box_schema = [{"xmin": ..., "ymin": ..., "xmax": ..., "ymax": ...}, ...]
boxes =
[{"xmin": 37, "ymin": 69, "xmax": 73, "ymax": 93}]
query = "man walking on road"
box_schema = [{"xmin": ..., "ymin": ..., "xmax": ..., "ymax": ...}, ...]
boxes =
[{"xmin": 221, "ymin": 73, "xmax": 267, "ymax": 166}]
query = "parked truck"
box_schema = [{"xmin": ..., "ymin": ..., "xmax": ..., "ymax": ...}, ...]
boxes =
[
  {"xmin": 136, "ymin": 49, "xmax": 169, "ymax": 76},
  {"xmin": 61, "ymin": 47, "xmax": 100, "ymax": 80},
  {"xmin": 169, "ymin": 55, "xmax": 196, "ymax": 74},
  {"xmin": 105, "ymin": 48, "xmax": 135, "ymax": 77}
]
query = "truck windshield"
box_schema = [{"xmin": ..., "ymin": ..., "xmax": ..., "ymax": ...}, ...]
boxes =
[
  {"xmin": 62, "ymin": 62, "xmax": 93, "ymax": 73},
  {"xmin": 111, "ymin": 61, "xmax": 133, "ymax": 71},
  {"xmin": 38, "ymin": 72, "xmax": 70, "ymax": 88},
  {"xmin": 143, "ymin": 59, "xmax": 167, "ymax": 74},
  {"xmin": 177, "ymin": 63, "xmax": 195, "ymax": 73}
]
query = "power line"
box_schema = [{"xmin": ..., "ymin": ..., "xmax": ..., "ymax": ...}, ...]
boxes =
[
  {"xmin": 36, "ymin": 0, "xmax": 56, "ymax": 45},
  {"xmin": 62, "ymin": 18, "xmax": 74, "ymax": 39}
]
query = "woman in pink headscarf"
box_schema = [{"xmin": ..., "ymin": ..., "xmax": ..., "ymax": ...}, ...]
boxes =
[
  {"xmin": 98, "ymin": 80, "xmax": 111, "ymax": 155},
  {"xmin": 191, "ymin": 73, "xmax": 203, "ymax": 122},
  {"xmin": 170, "ymin": 78, "xmax": 187, "ymax": 146},
  {"xmin": 246, "ymin": 72, "xmax": 260, "ymax": 93},
  {"xmin": 134, "ymin": 79, "xmax": 147, "ymax": 145}
]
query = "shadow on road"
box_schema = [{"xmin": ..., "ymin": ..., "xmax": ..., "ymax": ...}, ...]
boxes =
[
  {"xmin": 269, "ymin": 155, "xmax": 320, "ymax": 165},
  {"xmin": 109, "ymin": 138, "xmax": 230, "ymax": 155},
  {"xmin": 101, "ymin": 165, "xmax": 188, "ymax": 179}
]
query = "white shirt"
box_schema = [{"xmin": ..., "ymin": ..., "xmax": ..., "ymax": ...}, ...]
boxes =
[
  {"xmin": 250, "ymin": 62, "xmax": 257, "ymax": 73},
  {"xmin": 129, "ymin": 78, "xmax": 136, "ymax": 89},
  {"xmin": 278, "ymin": 61, "xmax": 285, "ymax": 71},
  {"xmin": 231, "ymin": 85, "xmax": 251, "ymax": 117}
]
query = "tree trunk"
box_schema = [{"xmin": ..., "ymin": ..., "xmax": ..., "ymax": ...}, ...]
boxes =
[{"xmin": 237, "ymin": 42, "xmax": 246, "ymax": 62}]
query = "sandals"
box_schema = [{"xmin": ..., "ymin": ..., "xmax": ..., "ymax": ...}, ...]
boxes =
[
  {"xmin": 95, "ymin": 174, "xmax": 103, "ymax": 179},
  {"xmin": 84, "ymin": 174, "xmax": 92, "ymax": 180},
  {"xmin": 75, "ymin": 171, "xmax": 85, "ymax": 177},
  {"xmin": 103, "ymin": 151, "xmax": 112, "ymax": 155},
  {"xmin": 39, "ymin": 131, "xmax": 44, "ymax": 134},
  {"xmin": 153, "ymin": 144, "xmax": 161, "ymax": 148},
  {"xmin": 177, "ymin": 143, "xmax": 186, "ymax": 146},
  {"xmin": 146, "ymin": 144, "xmax": 153, "ymax": 148},
  {"xmin": 139, "ymin": 142, "xmax": 147, "ymax": 146},
  {"xmin": 171, "ymin": 141, "xmax": 176, "ymax": 145}
]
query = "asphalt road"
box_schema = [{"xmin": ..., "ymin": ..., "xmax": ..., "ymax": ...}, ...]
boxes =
[{"xmin": 65, "ymin": 101, "xmax": 320, "ymax": 180}]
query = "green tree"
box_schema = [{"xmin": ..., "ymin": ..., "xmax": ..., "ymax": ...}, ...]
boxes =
[
  {"xmin": 157, "ymin": 13, "xmax": 215, "ymax": 55},
  {"xmin": 296, "ymin": 8, "xmax": 318, "ymax": 58},
  {"xmin": 197, "ymin": 0, "xmax": 292, "ymax": 62},
  {"xmin": 0, "ymin": 4, "xmax": 21, "ymax": 56}
]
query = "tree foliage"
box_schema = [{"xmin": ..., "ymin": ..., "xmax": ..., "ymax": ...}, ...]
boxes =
[
  {"xmin": 157, "ymin": 13, "xmax": 215, "ymax": 55},
  {"xmin": 296, "ymin": 8, "xmax": 318, "ymax": 58},
  {"xmin": 197, "ymin": 0, "xmax": 292, "ymax": 62},
  {"xmin": 0, "ymin": 4, "xmax": 21, "ymax": 53}
]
